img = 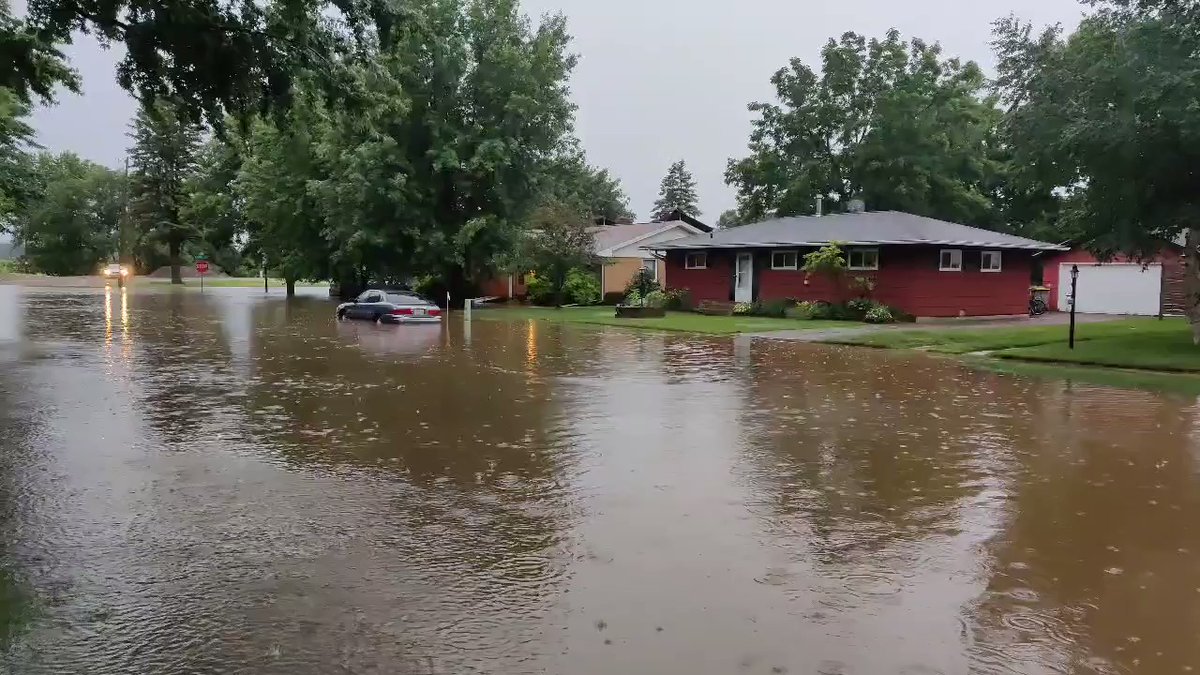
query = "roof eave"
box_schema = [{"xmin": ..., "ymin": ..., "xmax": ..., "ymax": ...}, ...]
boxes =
[{"xmin": 646, "ymin": 239, "xmax": 1068, "ymax": 252}]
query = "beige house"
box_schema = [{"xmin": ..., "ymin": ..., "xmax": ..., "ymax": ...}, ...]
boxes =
[{"xmin": 595, "ymin": 217, "xmax": 709, "ymax": 295}]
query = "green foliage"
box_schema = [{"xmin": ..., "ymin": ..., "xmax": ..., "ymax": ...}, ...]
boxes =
[
  {"xmin": 864, "ymin": 305, "xmax": 895, "ymax": 324},
  {"xmin": 128, "ymin": 98, "xmax": 203, "ymax": 282},
  {"xmin": 802, "ymin": 243, "xmax": 847, "ymax": 282},
  {"xmin": 785, "ymin": 301, "xmax": 818, "ymax": 320},
  {"xmin": 726, "ymin": 30, "xmax": 1004, "ymax": 225},
  {"xmin": 539, "ymin": 150, "xmax": 633, "ymax": 222},
  {"xmin": 0, "ymin": 0, "xmax": 78, "ymax": 105},
  {"xmin": 850, "ymin": 274, "xmax": 876, "ymax": 297},
  {"xmin": 563, "ymin": 268, "xmax": 600, "ymax": 305},
  {"xmin": 663, "ymin": 288, "xmax": 692, "ymax": 311},
  {"xmin": 526, "ymin": 274, "xmax": 554, "ymax": 306},
  {"xmin": 525, "ymin": 200, "xmax": 597, "ymax": 307},
  {"xmin": 624, "ymin": 266, "xmax": 661, "ymax": 301},
  {"xmin": 0, "ymin": 86, "xmax": 36, "ymax": 226},
  {"xmin": 749, "ymin": 298, "xmax": 791, "ymax": 318},
  {"xmin": 11, "ymin": 152, "xmax": 125, "ymax": 275},
  {"xmin": 732, "ymin": 302, "xmax": 753, "ymax": 315},
  {"xmin": 623, "ymin": 287, "xmax": 642, "ymax": 307},
  {"xmin": 181, "ymin": 135, "xmax": 244, "ymax": 275},
  {"xmin": 716, "ymin": 209, "xmax": 744, "ymax": 228},
  {"xmin": 652, "ymin": 159, "xmax": 700, "ymax": 217},
  {"xmin": 643, "ymin": 289, "xmax": 666, "ymax": 309}
]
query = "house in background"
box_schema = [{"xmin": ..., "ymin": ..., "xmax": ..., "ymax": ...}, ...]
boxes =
[
  {"xmin": 480, "ymin": 212, "xmax": 711, "ymax": 300},
  {"xmin": 1042, "ymin": 242, "xmax": 1187, "ymax": 316},
  {"xmin": 649, "ymin": 209, "xmax": 1066, "ymax": 318}
]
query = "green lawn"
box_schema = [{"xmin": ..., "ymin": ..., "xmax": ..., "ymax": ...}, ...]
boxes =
[
  {"xmin": 473, "ymin": 306, "xmax": 849, "ymax": 335},
  {"xmin": 824, "ymin": 318, "xmax": 1184, "ymax": 354},
  {"xmin": 994, "ymin": 327, "xmax": 1200, "ymax": 372},
  {"xmin": 971, "ymin": 357, "xmax": 1200, "ymax": 396}
]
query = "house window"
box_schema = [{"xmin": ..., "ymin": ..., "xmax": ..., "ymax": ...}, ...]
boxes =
[
  {"xmin": 847, "ymin": 248, "xmax": 879, "ymax": 271},
  {"xmin": 981, "ymin": 250, "xmax": 1002, "ymax": 272},
  {"xmin": 939, "ymin": 249, "xmax": 963, "ymax": 272},
  {"xmin": 641, "ymin": 258, "xmax": 658, "ymax": 282},
  {"xmin": 771, "ymin": 250, "xmax": 798, "ymax": 270},
  {"xmin": 684, "ymin": 252, "xmax": 707, "ymax": 269}
]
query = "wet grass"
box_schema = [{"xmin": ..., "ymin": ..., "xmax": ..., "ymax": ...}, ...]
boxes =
[
  {"xmin": 995, "ymin": 327, "xmax": 1200, "ymax": 372},
  {"xmin": 474, "ymin": 306, "xmax": 849, "ymax": 335},
  {"xmin": 824, "ymin": 317, "xmax": 1183, "ymax": 354},
  {"xmin": 972, "ymin": 358, "xmax": 1200, "ymax": 396}
]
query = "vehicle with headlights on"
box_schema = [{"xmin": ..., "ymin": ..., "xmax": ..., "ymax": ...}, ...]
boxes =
[
  {"xmin": 336, "ymin": 289, "xmax": 443, "ymax": 324},
  {"xmin": 101, "ymin": 263, "xmax": 130, "ymax": 287}
]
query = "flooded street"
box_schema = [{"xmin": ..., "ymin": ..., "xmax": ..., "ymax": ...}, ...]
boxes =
[{"xmin": 2, "ymin": 287, "xmax": 1199, "ymax": 674}]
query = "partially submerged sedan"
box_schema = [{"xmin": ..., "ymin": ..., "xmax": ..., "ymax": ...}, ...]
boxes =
[{"xmin": 336, "ymin": 289, "xmax": 443, "ymax": 324}]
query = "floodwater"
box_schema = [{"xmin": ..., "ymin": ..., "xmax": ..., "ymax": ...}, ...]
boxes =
[{"xmin": 1, "ymin": 287, "xmax": 1199, "ymax": 675}]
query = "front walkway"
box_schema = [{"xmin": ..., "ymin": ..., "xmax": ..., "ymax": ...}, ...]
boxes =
[{"xmin": 749, "ymin": 312, "xmax": 1128, "ymax": 342}]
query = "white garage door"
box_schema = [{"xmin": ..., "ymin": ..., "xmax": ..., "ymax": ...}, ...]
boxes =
[{"xmin": 1058, "ymin": 263, "xmax": 1162, "ymax": 315}]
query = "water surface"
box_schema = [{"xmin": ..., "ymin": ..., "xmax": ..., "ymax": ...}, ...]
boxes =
[{"xmin": 1, "ymin": 287, "xmax": 1198, "ymax": 674}]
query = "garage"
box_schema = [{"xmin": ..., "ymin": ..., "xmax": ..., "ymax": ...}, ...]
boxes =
[{"xmin": 1057, "ymin": 263, "xmax": 1163, "ymax": 315}]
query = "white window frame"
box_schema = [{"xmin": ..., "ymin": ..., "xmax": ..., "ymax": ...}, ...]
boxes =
[
  {"xmin": 770, "ymin": 250, "xmax": 799, "ymax": 270},
  {"xmin": 939, "ymin": 249, "xmax": 963, "ymax": 272},
  {"xmin": 847, "ymin": 248, "xmax": 880, "ymax": 271},
  {"xmin": 684, "ymin": 252, "xmax": 708, "ymax": 270},
  {"xmin": 641, "ymin": 258, "xmax": 659, "ymax": 282},
  {"xmin": 980, "ymin": 250, "xmax": 1002, "ymax": 273}
]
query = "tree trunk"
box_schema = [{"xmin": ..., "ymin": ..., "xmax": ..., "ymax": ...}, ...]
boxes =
[
  {"xmin": 285, "ymin": 277, "xmax": 296, "ymax": 298},
  {"xmin": 169, "ymin": 238, "xmax": 183, "ymax": 285},
  {"xmin": 1187, "ymin": 227, "xmax": 1200, "ymax": 345}
]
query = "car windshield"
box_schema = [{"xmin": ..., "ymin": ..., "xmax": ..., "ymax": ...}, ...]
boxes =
[{"xmin": 387, "ymin": 293, "xmax": 430, "ymax": 305}]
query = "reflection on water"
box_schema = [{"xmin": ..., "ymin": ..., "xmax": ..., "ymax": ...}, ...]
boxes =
[{"xmin": 0, "ymin": 288, "xmax": 1199, "ymax": 674}]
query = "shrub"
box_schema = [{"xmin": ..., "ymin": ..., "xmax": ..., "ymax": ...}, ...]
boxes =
[
  {"xmin": 785, "ymin": 301, "xmax": 818, "ymax": 320},
  {"xmin": 733, "ymin": 302, "xmax": 753, "ymax": 315},
  {"xmin": 526, "ymin": 275, "xmax": 555, "ymax": 305},
  {"xmin": 624, "ymin": 267, "xmax": 661, "ymax": 299},
  {"xmin": 663, "ymin": 288, "xmax": 692, "ymax": 311},
  {"xmin": 888, "ymin": 306, "xmax": 917, "ymax": 323},
  {"xmin": 564, "ymin": 268, "xmax": 600, "ymax": 305},
  {"xmin": 864, "ymin": 305, "xmax": 895, "ymax": 324},
  {"xmin": 750, "ymin": 298, "xmax": 790, "ymax": 317},
  {"xmin": 623, "ymin": 288, "xmax": 642, "ymax": 306},
  {"xmin": 644, "ymin": 290, "xmax": 667, "ymax": 308}
]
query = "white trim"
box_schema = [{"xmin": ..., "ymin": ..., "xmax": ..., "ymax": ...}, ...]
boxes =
[
  {"xmin": 939, "ymin": 249, "xmax": 963, "ymax": 272},
  {"xmin": 600, "ymin": 221, "xmax": 703, "ymax": 257},
  {"xmin": 980, "ymin": 250, "xmax": 1002, "ymax": 273},
  {"xmin": 641, "ymin": 258, "xmax": 659, "ymax": 282},
  {"xmin": 684, "ymin": 252, "xmax": 708, "ymax": 270},
  {"xmin": 770, "ymin": 250, "xmax": 799, "ymax": 270},
  {"xmin": 847, "ymin": 247, "xmax": 879, "ymax": 271},
  {"xmin": 652, "ymin": 239, "xmax": 1068, "ymax": 252}
]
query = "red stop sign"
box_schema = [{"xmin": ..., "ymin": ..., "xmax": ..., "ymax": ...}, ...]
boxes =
[{"xmin": 195, "ymin": 260, "xmax": 210, "ymax": 275}]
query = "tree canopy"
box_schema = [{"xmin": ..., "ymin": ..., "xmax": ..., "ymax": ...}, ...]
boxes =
[
  {"xmin": 652, "ymin": 159, "xmax": 700, "ymax": 218},
  {"xmin": 726, "ymin": 30, "xmax": 1002, "ymax": 225}
]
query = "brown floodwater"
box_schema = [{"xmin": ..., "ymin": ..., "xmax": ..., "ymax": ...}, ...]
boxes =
[{"xmin": 1, "ymin": 286, "xmax": 1199, "ymax": 674}]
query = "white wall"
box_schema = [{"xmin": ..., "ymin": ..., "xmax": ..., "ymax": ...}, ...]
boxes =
[{"xmin": 607, "ymin": 225, "xmax": 696, "ymax": 258}]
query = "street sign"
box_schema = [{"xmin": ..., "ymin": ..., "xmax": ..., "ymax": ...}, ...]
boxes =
[{"xmin": 195, "ymin": 260, "xmax": 210, "ymax": 275}]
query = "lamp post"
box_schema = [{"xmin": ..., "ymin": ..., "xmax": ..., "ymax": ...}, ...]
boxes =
[{"xmin": 1069, "ymin": 264, "xmax": 1079, "ymax": 349}]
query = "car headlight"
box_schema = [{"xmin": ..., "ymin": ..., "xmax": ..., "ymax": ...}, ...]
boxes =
[{"xmin": 120, "ymin": 267, "xmax": 129, "ymax": 276}]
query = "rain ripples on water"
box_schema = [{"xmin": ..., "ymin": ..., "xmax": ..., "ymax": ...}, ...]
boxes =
[{"xmin": 1, "ymin": 286, "xmax": 1199, "ymax": 674}]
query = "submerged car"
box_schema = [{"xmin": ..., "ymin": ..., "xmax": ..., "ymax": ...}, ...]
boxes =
[{"xmin": 336, "ymin": 289, "xmax": 443, "ymax": 324}]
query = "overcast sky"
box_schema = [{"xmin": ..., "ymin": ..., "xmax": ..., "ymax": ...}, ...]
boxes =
[{"xmin": 30, "ymin": 0, "xmax": 1085, "ymax": 223}]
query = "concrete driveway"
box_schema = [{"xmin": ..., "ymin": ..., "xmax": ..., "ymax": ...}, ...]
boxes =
[{"xmin": 751, "ymin": 312, "xmax": 1132, "ymax": 342}]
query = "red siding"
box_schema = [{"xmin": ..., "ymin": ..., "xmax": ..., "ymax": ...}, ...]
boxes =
[
  {"xmin": 1044, "ymin": 247, "xmax": 1184, "ymax": 314},
  {"xmin": 667, "ymin": 245, "xmax": 1036, "ymax": 317}
]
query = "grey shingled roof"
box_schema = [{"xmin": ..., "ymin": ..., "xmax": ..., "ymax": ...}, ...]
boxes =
[{"xmin": 648, "ymin": 211, "xmax": 1067, "ymax": 251}]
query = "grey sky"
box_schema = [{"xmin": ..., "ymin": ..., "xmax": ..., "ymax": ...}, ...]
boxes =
[{"xmin": 30, "ymin": 0, "xmax": 1085, "ymax": 223}]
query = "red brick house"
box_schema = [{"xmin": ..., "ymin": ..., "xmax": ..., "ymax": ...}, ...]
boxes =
[
  {"xmin": 648, "ymin": 210, "xmax": 1067, "ymax": 318},
  {"xmin": 1042, "ymin": 243, "xmax": 1187, "ymax": 316}
]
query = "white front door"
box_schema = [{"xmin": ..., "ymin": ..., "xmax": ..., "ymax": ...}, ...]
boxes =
[
  {"xmin": 1058, "ymin": 263, "xmax": 1162, "ymax": 315},
  {"xmin": 734, "ymin": 253, "xmax": 753, "ymax": 303}
]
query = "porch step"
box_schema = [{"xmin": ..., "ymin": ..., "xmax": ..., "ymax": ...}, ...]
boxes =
[{"xmin": 697, "ymin": 300, "xmax": 736, "ymax": 316}]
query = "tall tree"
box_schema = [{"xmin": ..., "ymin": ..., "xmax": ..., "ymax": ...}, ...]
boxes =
[
  {"xmin": 652, "ymin": 159, "xmax": 700, "ymax": 217},
  {"xmin": 0, "ymin": 0, "xmax": 77, "ymax": 105},
  {"xmin": 524, "ymin": 199, "xmax": 596, "ymax": 307},
  {"xmin": 11, "ymin": 153, "xmax": 125, "ymax": 275},
  {"xmin": 127, "ymin": 98, "xmax": 203, "ymax": 283},
  {"xmin": 539, "ymin": 149, "xmax": 633, "ymax": 223},
  {"xmin": 726, "ymin": 30, "xmax": 1000, "ymax": 225},
  {"xmin": 993, "ymin": 2, "xmax": 1200, "ymax": 337},
  {"xmin": 311, "ymin": 0, "xmax": 578, "ymax": 296},
  {"xmin": 238, "ymin": 93, "xmax": 330, "ymax": 296},
  {"xmin": 716, "ymin": 209, "xmax": 744, "ymax": 228},
  {"xmin": 0, "ymin": 86, "xmax": 36, "ymax": 228},
  {"xmin": 181, "ymin": 135, "xmax": 246, "ymax": 275}
]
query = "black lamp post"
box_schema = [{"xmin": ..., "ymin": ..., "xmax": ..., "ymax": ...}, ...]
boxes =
[{"xmin": 1069, "ymin": 264, "xmax": 1079, "ymax": 349}]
